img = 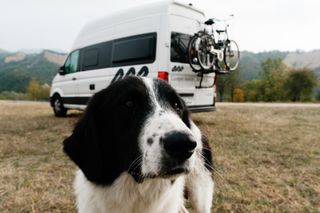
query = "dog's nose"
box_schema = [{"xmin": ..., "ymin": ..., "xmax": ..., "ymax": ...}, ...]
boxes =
[{"xmin": 162, "ymin": 132, "xmax": 197, "ymax": 162}]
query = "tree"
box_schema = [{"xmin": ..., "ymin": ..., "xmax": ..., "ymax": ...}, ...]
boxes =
[
  {"xmin": 316, "ymin": 89, "xmax": 320, "ymax": 101},
  {"xmin": 243, "ymin": 80, "xmax": 263, "ymax": 102},
  {"xmin": 216, "ymin": 69, "xmax": 241, "ymax": 102},
  {"xmin": 259, "ymin": 59, "xmax": 287, "ymax": 101},
  {"xmin": 229, "ymin": 70, "xmax": 241, "ymax": 101},
  {"xmin": 27, "ymin": 79, "xmax": 50, "ymax": 101},
  {"xmin": 216, "ymin": 74, "xmax": 228, "ymax": 102},
  {"xmin": 233, "ymin": 87, "xmax": 244, "ymax": 102},
  {"xmin": 283, "ymin": 69, "xmax": 317, "ymax": 102}
]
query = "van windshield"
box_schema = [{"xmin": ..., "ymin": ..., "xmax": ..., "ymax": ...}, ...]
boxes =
[{"xmin": 170, "ymin": 32, "xmax": 191, "ymax": 64}]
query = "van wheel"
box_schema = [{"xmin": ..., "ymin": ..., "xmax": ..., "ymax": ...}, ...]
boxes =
[{"xmin": 52, "ymin": 96, "xmax": 67, "ymax": 117}]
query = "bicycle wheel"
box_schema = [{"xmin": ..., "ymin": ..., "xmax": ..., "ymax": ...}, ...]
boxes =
[
  {"xmin": 197, "ymin": 34, "xmax": 214, "ymax": 71},
  {"xmin": 187, "ymin": 35, "xmax": 202, "ymax": 72},
  {"xmin": 224, "ymin": 40, "xmax": 240, "ymax": 71}
]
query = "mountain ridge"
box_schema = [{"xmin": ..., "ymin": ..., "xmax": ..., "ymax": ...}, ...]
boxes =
[
  {"xmin": 0, "ymin": 49, "xmax": 66, "ymax": 92},
  {"xmin": 0, "ymin": 48, "xmax": 319, "ymax": 92}
]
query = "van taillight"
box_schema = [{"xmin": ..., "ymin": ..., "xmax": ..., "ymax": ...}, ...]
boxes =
[{"xmin": 158, "ymin": 71, "xmax": 169, "ymax": 81}]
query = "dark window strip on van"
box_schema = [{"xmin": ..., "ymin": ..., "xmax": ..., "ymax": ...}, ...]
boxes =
[
  {"xmin": 111, "ymin": 34, "xmax": 156, "ymax": 66},
  {"xmin": 179, "ymin": 93, "xmax": 194, "ymax": 97},
  {"xmin": 83, "ymin": 48, "xmax": 99, "ymax": 67},
  {"xmin": 62, "ymin": 97, "xmax": 91, "ymax": 105},
  {"xmin": 171, "ymin": 32, "xmax": 192, "ymax": 64},
  {"xmin": 72, "ymin": 32, "xmax": 157, "ymax": 72}
]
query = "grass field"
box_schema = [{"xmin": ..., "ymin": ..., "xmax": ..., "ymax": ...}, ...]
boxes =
[{"xmin": 0, "ymin": 101, "xmax": 319, "ymax": 213}]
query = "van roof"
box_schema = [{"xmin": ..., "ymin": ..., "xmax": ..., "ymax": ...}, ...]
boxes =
[
  {"xmin": 72, "ymin": 0, "xmax": 205, "ymax": 50},
  {"xmin": 85, "ymin": 0, "xmax": 204, "ymax": 30}
]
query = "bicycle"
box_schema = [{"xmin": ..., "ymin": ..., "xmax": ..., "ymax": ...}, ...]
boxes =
[{"xmin": 188, "ymin": 17, "xmax": 240, "ymax": 74}]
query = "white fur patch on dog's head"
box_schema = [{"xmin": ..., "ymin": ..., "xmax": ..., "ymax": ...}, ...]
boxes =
[{"xmin": 139, "ymin": 78, "xmax": 203, "ymax": 178}]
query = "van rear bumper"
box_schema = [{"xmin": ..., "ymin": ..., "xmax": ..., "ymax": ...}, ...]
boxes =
[{"xmin": 188, "ymin": 105, "xmax": 216, "ymax": 113}]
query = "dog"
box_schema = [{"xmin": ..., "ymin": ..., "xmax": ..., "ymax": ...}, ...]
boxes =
[{"xmin": 63, "ymin": 76, "xmax": 214, "ymax": 213}]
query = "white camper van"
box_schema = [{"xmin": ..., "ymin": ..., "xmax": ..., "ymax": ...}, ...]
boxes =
[{"xmin": 50, "ymin": 0, "xmax": 217, "ymax": 117}]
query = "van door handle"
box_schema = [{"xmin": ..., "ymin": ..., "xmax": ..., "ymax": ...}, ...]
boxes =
[
  {"xmin": 89, "ymin": 84, "xmax": 95, "ymax": 90},
  {"xmin": 72, "ymin": 77, "xmax": 76, "ymax": 81}
]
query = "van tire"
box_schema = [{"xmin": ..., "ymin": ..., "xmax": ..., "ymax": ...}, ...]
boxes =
[{"xmin": 52, "ymin": 95, "xmax": 67, "ymax": 117}]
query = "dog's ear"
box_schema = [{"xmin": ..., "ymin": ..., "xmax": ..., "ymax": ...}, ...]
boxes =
[
  {"xmin": 63, "ymin": 104, "xmax": 105, "ymax": 184},
  {"xmin": 63, "ymin": 89, "xmax": 120, "ymax": 185}
]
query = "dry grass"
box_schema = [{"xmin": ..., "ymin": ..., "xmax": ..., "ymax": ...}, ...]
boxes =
[
  {"xmin": 194, "ymin": 104, "xmax": 320, "ymax": 213},
  {"xmin": 0, "ymin": 101, "xmax": 319, "ymax": 212},
  {"xmin": 0, "ymin": 101, "xmax": 78, "ymax": 213}
]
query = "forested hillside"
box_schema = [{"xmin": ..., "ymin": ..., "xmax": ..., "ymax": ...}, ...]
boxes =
[
  {"xmin": 238, "ymin": 51, "xmax": 289, "ymax": 80},
  {"xmin": 0, "ymin": 48, "xmax": 319, "ymax": 101},
  {"xmin": 217, "ymin": 50, "xmax": 320, "ymax": 102},
  {"xmin": 0, "ymin": 50, "xmax": 66, "ymax": 92}
]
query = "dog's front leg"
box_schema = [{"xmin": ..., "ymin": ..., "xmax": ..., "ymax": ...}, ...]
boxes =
[
  {"xmin": 185, "ymin": 133, "xmax": 214, "ymax": 213},
  {"xmin": 185, "ymin": 168, "xmax": 214, "ymax": 213}
]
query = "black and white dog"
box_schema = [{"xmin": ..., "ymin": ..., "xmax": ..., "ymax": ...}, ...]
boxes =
[{"xmin": 63, "ymin": 76, "xmax": 214, "ymax": 213}]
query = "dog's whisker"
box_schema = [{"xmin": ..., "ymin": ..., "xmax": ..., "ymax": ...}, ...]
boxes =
[
  {"xmin": 127, "ymin": 155, "xmax": 143, "ymax": 172},
  {"xmin": 198, "ymin": 153, "xmax": 225, "ymax": 180},
  {"xmin": 201, "ymin": 146, "xmax": 213, "ymax": 152},
  {"xmin": 198, "ymin": 152, "xmax": 237, "ymax": 193}
]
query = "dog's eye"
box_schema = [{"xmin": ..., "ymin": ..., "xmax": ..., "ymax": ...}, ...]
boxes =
[{"xmin": 173, "ymin": 102, "xmax": 182, "ymax": 113}]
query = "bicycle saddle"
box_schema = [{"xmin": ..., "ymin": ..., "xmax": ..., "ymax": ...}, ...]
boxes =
[
  {"xmin": 204, "ymin": 19, "xmax": 214, "ymax": 25},
  {"xmin": 216, "ymin": 30, "xmax": 226, "ymax": 34}
]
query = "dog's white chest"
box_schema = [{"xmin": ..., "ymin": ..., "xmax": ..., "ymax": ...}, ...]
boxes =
[{"xmin": 75, "ymin": 171, "xmax": 186, "ymax": 213}]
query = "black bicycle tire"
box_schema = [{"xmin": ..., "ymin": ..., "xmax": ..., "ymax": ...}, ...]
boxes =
[
  {"xmin": 223, "ymin": 40, "xmax": 240, "ymax": 71},
  {"xmin": 187, "ymin": 35, "xmax": 202, "ymax": 72},
  {"xmin": 197, "ymin": 34, "xmax": 214, "ymax": 71}
]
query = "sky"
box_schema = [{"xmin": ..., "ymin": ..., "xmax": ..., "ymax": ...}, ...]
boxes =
[{"xmin": 0, "ymin": 0, "xmax": 319, "ymax": 53}]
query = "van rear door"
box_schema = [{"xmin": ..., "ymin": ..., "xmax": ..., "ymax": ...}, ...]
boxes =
[{"xmin": 168, "ymin": 14, "xmax": 215, "ymax": 107}]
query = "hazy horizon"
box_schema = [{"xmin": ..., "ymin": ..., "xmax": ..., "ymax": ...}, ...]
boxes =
[{"xmin": 2, "ymin": 48, "xmax": 320, "ymax": 55}]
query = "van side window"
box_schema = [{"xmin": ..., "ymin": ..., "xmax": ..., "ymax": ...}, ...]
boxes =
[
  {"xmin": 170, "ymin": 32, "xmax": 191, "ymax": 64},
  {"xmin": 80, "ymin": 42, "xmax": 112, "ymax": 71},
  {"xmin": 64, "ymin": 50, "xmax": 80, "ymax": 74},
  {"xmin": 83, "ymin": 48, "xmax": 99, "ymax": 68},
  {"xmin": 112, "ymin": 33, "xmax": 156, "ymax": 66},
  {"xmin": 77, "ymin": 33, "xmax": 156, "ymax": 71}
]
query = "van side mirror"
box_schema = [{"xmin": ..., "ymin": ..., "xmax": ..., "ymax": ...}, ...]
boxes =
[{"xmin": 58, "ymin": 66, "xmax": 65, "ymax": 75}]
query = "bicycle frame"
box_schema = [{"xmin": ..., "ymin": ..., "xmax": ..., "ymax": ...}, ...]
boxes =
[{"xmin": 188, "ymin": 15, "xmax": 239, "ymax": 73}]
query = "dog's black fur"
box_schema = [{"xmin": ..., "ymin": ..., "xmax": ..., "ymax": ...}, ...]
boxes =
[{"xmin": 63, "ymin": 76, "xmax": 212, "ymax": 186}]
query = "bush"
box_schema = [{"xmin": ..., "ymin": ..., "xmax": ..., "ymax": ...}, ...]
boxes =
[
  {"xmin": 27, "ymin": 79, "xmax": 50, "ymax": 101},
  {"xmin": 283, "ymin": 69, "xmax": 317, "ymax": 102},
  {"xmin": 0, "ymin": 91, "xmax": 28, "ymax": 100},
  {"xmin": 233, "ymin": 88, "xmax": 244, "ymax": 102}
]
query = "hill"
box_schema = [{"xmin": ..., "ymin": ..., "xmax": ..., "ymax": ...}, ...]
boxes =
[
  {"xmin": 239, "ymin": 49, "xmax": 320, "ymax": 81},
  {"xmin": 238, "ymin": 51, "xmax": 288, "ymax": 81},
  {"xmin": 283, "ymin": 50, "xmax": 320, "ymax": 69},
  {"xmin": 0, "ymin": 49, "xmax": 10, "ymax": 61},
  {"xmin": 0, "ymin": 48, "xmax": 319, "ymax": 93},
  {"xmin": 283, "ymin": 50, "xmax": 320, "ymax": 76},
  {"xmin": 0, "ymin": 50, "xmax": 66, "ymax": 92}
]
